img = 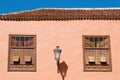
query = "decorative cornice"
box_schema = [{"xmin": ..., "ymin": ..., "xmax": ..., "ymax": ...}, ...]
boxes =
[{"xmin": 0, "ymin": 8, "xmax": 120, "ymax": 21}]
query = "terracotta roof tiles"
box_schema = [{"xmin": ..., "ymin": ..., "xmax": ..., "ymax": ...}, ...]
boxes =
[{"xmin": 0, "ymin": 9, "xmax": 120, "ymax": 21}]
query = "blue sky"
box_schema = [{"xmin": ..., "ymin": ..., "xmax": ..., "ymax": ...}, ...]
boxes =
[{"xmin": 0, "ymin": 0, "xmax": 120, "ymax": 14}]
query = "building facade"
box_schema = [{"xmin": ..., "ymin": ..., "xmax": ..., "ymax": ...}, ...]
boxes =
[{"xmin": 0, "ymin": 8, "xmax": 120, "ymax": 80}]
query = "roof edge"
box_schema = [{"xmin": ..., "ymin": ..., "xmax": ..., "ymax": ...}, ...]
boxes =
[
  {"xmin": 1, "ymin": 7, "xmax": 120, "ymax": 15},
  {"xmin": 0, "ymin": 8, "xmax": 120, "ymax": 21}
]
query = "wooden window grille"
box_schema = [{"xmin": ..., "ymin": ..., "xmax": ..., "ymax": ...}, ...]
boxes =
[
  {"xmin": 8, "ymin": 35, "xmax": 36, "ymax": 72},
  {"xmin": 83, "ymin": 35, "xmax": 112, "ymax": 72}
]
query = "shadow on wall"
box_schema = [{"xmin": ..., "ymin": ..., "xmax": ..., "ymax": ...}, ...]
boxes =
[{"xmin": 59, "ymin": 61, "xmax": 68, "ymax": 80}]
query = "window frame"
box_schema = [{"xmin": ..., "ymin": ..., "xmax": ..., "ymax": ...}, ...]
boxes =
[
  {"xmin": 8, "ymin": 34, "xmax": 36, "ymax": 72},
  {"xmin": 83, "ymin": 35, "xmax": 112, "ymax": 72}
]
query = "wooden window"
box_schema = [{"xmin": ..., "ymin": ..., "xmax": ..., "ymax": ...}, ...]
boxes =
[
  {"xmin": 83, "ymin": 35, "xmax": 112, "ymax": 72},
  {"xmin": 8, "ymin": 35, "xmax": 36, "ymax": 72}
]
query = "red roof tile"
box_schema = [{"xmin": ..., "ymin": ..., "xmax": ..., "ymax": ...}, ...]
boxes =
[{"xmin": 0, "ymin": 9, "xmax": 120, "ymax": 21}]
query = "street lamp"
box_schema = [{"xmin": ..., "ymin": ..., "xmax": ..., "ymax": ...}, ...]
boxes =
[{"xmin": 53, "ymin": 46, "xmax": 62, "ymax": 73}]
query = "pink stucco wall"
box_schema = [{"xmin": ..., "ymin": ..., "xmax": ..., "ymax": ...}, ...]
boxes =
[{"xmin": 0, "ymin": 20, "xmax": 120, "ymax": 80}]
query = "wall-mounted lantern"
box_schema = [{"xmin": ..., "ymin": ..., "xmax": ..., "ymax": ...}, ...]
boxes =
[{"xmin": 53, "ymin": 46, "xmax": 62, "ymax": 73}]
